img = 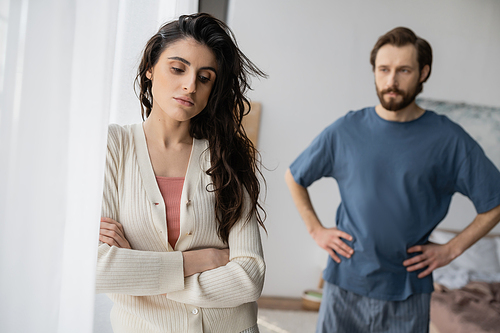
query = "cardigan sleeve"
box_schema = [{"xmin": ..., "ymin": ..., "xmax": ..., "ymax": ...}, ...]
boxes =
[
  {"xmin": 95, "ymin": 124, "xmax": 185, "ymax": 295},
  {"xmin": 166, "ymin": 193, "xmax": 265, "ymax": 308}
]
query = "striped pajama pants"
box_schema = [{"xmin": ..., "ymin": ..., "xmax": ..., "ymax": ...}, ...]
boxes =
[{"xmin": 316, "ymin": 281, "xmax": 430, "ymax": 333}]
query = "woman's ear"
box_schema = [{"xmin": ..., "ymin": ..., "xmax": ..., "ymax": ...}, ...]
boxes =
[
  {"xmin": 146, "ymin": 69, "xmax": 153, "ymax": 80},
  {"xmin": 419, "ymin": 65, "xmax": 430, "ymax": 83}
]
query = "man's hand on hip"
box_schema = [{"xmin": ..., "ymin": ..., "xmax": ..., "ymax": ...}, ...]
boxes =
[
  {"xmin": 403, "ymin": 242, "xmax": 453, "ymax": 278},
  {"xmin": 311, "ymin": 226, "xmax": 354, "ymax": 263}
]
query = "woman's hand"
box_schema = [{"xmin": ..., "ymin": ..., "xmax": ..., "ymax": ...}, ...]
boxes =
[
  {"xmin": 182, "ymin": 248, "xmax": 229, "ymax": 277},
  {"xmin": 99, "ymin": 217, "xmax": 132, "ymax": 249}
]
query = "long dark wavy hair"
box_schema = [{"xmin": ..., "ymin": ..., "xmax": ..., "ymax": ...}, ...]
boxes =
[{"xmin": 135, "ymin": 13, "xmax": 267, "ymax": 243}]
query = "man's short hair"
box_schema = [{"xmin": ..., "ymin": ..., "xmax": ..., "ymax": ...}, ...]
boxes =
[{"xmin": 370, "ymin": 27, "xmax": 433, "ymax": 83}]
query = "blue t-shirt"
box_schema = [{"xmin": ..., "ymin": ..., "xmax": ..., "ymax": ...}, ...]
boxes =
[{"xmin": 290, "ymin": 107, "xmax": 500, "ymax": 301}]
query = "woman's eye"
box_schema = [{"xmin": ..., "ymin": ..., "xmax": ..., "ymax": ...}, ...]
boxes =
[
  {"xmin": 172, "ymin": 67, "xmax": 184, "ymax": 73},
  {"xmin": 198, "ymin": 75, "xmax": 211, "ymax": 83}
]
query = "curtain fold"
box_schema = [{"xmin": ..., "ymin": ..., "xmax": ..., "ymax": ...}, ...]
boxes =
[
  {"xmin": 0, "ymin": 0, "xmax": 119, "ymax": 332},
  {"xmin": 0, "ymin": 0, "xmax": 200, "ymax": 332},
  {"xmin": 0, "ymin": 1, "xmax": 199, "ymax": 332}
]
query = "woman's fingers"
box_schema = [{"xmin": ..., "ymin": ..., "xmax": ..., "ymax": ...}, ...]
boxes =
[
  {"xmin": 100, "ymin": 218, "xmax": 125, "ymax": 235},
  {"xmin": 99, "ymin": 217, "xmax": 131, "ymax": 249},
  {"xmin": 182, "ymin": 248, "xmax": 230, "ymax": 277},
  {"xmin": 100, "ymin": 221, "xmax": 125, "ymax": 239},
  {"xmin": 99, "ymin": 234, "xmax": 120, "ymax": 247},
  {"xmin": 99, "ymin": 228, "xmax": 130, "ymax": 248}
]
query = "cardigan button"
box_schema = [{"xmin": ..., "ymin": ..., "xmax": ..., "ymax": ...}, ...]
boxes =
[
  {"xmin": 192, "ymin": 308, "xmax": 199, "ymax": 315},
  {"xmin": 186, "ymin": 199, "xmax": 192, "ymax": 206},
  {"xmin": 186, "ymin": 231, "xmax": 193, "ymax": 236}
]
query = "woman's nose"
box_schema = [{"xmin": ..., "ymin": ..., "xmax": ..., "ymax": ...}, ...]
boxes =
[{"xmin": 183, "ymin": 74, "xmax": 197, "ymax": 93}]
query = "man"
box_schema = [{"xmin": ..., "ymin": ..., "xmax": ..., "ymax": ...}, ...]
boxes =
[{"xmin": 285, "ymin": 27, "xmax": 500, "ymax": 333}]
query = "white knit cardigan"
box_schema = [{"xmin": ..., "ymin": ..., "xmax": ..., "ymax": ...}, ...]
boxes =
[{"xmin": 96, "ymin": 124, "xmax": 265, "ymax": 333}]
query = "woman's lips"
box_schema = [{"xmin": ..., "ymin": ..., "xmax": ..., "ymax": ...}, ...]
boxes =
[{"xmin": 174, "ymin": 97, "xmax": 194, "ymax": 106}]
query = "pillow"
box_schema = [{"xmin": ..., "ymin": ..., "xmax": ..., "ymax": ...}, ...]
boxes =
[
  {"xmin": 429, "ymin": 229, "xmax": 455, "ymax": 244},
  {"xmin": 429, "ymin": 229, "xmax": 500, "ymax": 274}
]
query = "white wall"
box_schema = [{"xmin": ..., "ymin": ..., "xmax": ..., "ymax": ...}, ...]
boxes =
[{"xmin": 227, "ymin": 0, "xmax": 500, "ymax": 297}]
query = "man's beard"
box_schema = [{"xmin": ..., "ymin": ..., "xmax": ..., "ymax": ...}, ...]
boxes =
[{"xmin": 376, "ymin": 83, "xmax": 420, "ymax": 111}]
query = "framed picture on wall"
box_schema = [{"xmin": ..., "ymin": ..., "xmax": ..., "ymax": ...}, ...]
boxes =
[{"xmin": 417, "ymin": 98, "xmax": 500, "ymax": 169}]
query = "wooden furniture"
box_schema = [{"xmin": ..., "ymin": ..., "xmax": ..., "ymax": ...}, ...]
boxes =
[{"xmin": 241, "ymin": 102, "xmax": 262, "ymax": 147}]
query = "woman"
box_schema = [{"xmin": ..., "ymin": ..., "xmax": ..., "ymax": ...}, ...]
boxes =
[{"xmin": 96, "ymin": 13, "xmax": 266, "ymax": 333}]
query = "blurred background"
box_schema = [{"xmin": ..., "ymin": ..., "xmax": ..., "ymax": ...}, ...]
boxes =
[{"xmin": 1, "ymin": 0, "xmax": 499, "ymax": 332}]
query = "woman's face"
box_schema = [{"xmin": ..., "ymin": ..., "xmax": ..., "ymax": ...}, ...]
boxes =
[{"xmin": 146, "ymin": 38, "xmax": 217, "ymax": 123}]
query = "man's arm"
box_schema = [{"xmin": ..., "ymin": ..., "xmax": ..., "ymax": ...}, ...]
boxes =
[
  {"xmin": 285, "ymin": 168, "xmax": 353, "ymax": 263},
  {"xmin": 404, "ymin": 203, "xmax": 500, "ymax": 278}
]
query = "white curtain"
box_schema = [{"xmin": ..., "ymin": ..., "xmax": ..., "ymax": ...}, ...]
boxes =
[
  {"xmin": 108, "ymin": 0, "xmax": 199, "ymax": 126},
  {"xmin": 0, "ymin": 0, "xmax": 196, "ymax": 332}
]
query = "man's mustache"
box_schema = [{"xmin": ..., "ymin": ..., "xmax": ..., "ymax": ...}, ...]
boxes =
[{"xmin": 382, "ymin": 87, "xmax": 403, "ymax": 95}]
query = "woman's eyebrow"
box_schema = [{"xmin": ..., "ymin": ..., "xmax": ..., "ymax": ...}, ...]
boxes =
[
  {"xmin": 168, "ymin": 56, "xmax": 217, "ymax": 73},
  {"xmin": 168, "ymin": 56, "xmax": 190, "ymax": 66}
]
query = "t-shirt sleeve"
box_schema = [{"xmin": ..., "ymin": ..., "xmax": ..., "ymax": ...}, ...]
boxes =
[
  {"xmin": 289, "ymin": 124, "xmax": 336, "ymax": 188},
  {"xmin": 454, "ymin": 143, "xmax": 500, "ymax": 214}
]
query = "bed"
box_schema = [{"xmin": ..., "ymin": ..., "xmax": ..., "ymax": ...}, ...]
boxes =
[{"xmin": 428, "ymin": 229, "xmax": 500, "ymax": 333}]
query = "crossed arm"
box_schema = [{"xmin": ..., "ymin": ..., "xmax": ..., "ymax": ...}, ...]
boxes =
[
  {"xmin": 99, "ymin": 217, "xmax": 229, "ymax": 277},
  {"xmin": 285, "ymin": 168, "xmax": 500, "ymax": 278},
  {"xmin": 98, "ymin": 127, "xmax": 263, "ymax": 302},
  {"xmin": 99, "ymin": 214, "xmax": 264, "ymax": 307}
]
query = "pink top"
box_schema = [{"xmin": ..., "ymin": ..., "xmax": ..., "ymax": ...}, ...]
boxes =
[{"xmin": 156, "ymin": 176, "xmax": 184, "ymax": 248}]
